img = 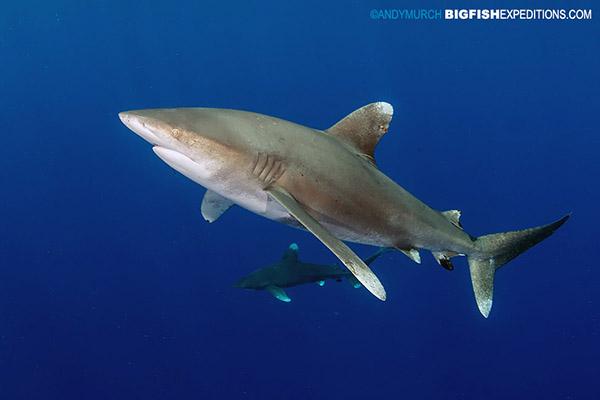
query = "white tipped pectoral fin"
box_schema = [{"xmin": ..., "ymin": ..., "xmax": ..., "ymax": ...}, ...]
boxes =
[
  {"xmin": 267, "ymin": 286, "xmax": 291, "ymax": 302},
  {"xmin": 266, "ymin": 186, "xmax": 386, "ymax": 301},
  {"xmin": 201, "ymin": 190, "xmax": 235, "ymax": 223}
]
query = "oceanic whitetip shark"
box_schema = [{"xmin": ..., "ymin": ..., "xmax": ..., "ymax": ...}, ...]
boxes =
[
  {"xmin": 119, "ymin": 102, "xmax": 569, "ymax": 317},
  {"xmin": 233, "ymin": 244, "xmax": 392, "ymax": 302}
]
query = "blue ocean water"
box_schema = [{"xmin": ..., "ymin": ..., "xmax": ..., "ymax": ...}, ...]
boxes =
[{"xmin": 1, "ymin": 0, "xmax": 599, "ymax": 398}]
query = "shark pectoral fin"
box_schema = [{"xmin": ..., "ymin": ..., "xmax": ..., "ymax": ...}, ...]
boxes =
[
  {"xmin": 316, "ymin": 280, "xmax": 325, "ymax": 286},
  {"xmin": 266, "ymin": 186, "xmax": 386, "ymax": 301},
  {"xmin": 325, "ymin": 102, "xmax": 393, "ymax": 167},
  {"xmin": 201, "ymin": 190, "xmax": 235, "ymax": 223},
  {"xmin": 267, "ymin": 286, "xmax": 291, "ymax": 302},
  {"xmin": 397, "ymin": 248, "xmax": 421, "ymax": 264}
]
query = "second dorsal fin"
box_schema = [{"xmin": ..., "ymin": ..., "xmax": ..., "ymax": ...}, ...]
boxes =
[
  {"xmin": 326, "ymin": 102, "xmax": 393, "ymax": 166},
  {"xmin": 442, "ymin": 209, "xmax": 463, "ymax": 230}
]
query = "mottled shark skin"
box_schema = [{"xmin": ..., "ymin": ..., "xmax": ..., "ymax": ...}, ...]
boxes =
[
  {"xmin": 233, "ymin": 244, "xmax": 391, "ymax": 302},
  {"xmin": 119, "ymin": 102, "xmax": 569, "ymax": 317}
]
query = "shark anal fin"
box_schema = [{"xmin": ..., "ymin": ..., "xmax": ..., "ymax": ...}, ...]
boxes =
[
  {"xmin": 201, "ymin": 190, "xmax": 235, "ymax": 223},
  {"xmin": 397, "ymin": 247, "xmax": 421, "ymax": 264},
  {"xmin": 326, "ymin": 102, "xmax": 393, "ymax": 167},
  {"xmin": 267, "ymin": 286, "xmax": 291, "ymax": 302},
  {"xmin": 266, "ymin": 186, "xmax": 386, "ymax": 301}
]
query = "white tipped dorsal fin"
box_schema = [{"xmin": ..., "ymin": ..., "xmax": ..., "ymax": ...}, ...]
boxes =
[
  {"xmin": 442, "ymin": 209, "xmax": 463, "ymax": 230},
  {"xmin": 326, "ymin": 102, "xmax": 393, "ymax": 166},
  {"xmin": 280, "ymin": 243, "xmax": 299, "ymax": 263},
  {"xmin": 201, "ymin": 190, "xmax": 235, "ymax": 223}
]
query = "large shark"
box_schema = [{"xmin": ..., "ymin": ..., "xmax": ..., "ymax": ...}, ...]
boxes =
[
  {"xmin": 233, "ymin": 244, "xmax": 391, "ymax": 302},
  {"xmin": 119, "ymin": 102, "xmax": 569, "ymax": 317}
]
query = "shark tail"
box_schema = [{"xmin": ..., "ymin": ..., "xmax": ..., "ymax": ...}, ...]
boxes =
[{"xmin": 467, "ymin": 214, "xmax": 570, "ymax": 318}]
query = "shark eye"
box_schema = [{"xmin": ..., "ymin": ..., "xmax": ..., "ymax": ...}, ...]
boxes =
[{"xmin": 171, "ymin": 129, "xmax": 180, "ymax": 138}]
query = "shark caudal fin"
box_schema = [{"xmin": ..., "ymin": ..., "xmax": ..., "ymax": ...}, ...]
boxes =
[{"xmin": 467, "ymin": 214, "xmax": 570, "ymax": 318}]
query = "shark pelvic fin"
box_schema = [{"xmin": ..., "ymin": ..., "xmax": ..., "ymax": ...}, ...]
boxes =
[
  {"xmin": 267, "ymin": 286, "xmax": 291, "ymax": 302},
  {"xmin": 266, "ymin": 186, "xmax": 387, "ymax": 301},
  {"xmin": 201, "ymin": 190, "xmax": 235, "ymax": 223},
  {"xmin": 442, "ymin": 209, "xmax": 463, "ymax": 230},
  {"xmin": 397, "ymin": 247, "xmax": 421, "ymax": 264},
  {"xmin": 326, "ymin": 102, "xmax": 393, "ymax": 167}
]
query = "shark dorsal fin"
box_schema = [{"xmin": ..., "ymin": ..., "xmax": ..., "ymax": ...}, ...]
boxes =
[
  {"xmin": 326, "ymin": 102, "xmax": 393, "ymax": 166},
  {"xmin": 442, "ymin": 209, "xmax": 463, "ymax": 230},
  {"xmin": 280, "ymin": 243, "xmax": 299, "ymax": 263}
]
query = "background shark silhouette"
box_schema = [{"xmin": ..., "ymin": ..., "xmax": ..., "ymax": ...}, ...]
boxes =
[{"xmin": 233, "ymin": 244, "xmax": 392, "ymax": 301}]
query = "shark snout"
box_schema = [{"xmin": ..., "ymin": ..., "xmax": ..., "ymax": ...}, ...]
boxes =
[{"xmin": 119, "ymin": 111, "xmax": 165, "ymax": 146}]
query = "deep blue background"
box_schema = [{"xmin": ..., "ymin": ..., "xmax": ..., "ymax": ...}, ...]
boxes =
[{"xmin": 1, "ymin": 1, "xmax": 598, "ymax": 399}]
